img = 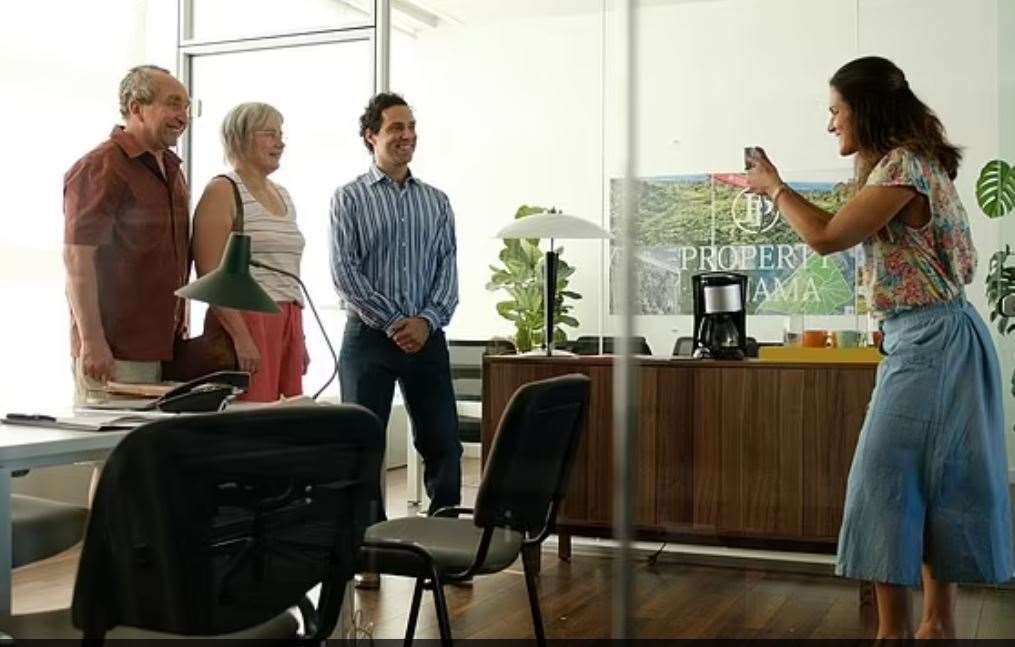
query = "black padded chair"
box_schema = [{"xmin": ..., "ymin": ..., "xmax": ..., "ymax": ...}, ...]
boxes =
[
  {"xmin": 672, "ymin": 336, "xmax": 695, "ymax": 357},
  {"xmin": 0, "ymin": 405, "xmax": 383, "ymax": 643},
  {"xmin": 359, "ymin": 374, "xmax": 591, "ymax": 646},
  {"xmin": 571, "ymin": 335, "xmax": 652, "ymax": 355},
  {"xmin": 447, "ymin": 338, "xmax": 517, "ymax": 444},
  {"xmin": 447, "ymin": 340, "xmax": 487, "ymax": 444}
]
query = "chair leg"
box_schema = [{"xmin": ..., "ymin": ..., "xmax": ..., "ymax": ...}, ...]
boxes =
[
  {"xmin": 558, "ymin": 529, "xmax": 571, "ymax": 562},
  {"xmin": 404, "ymin": 576, "xmax": 425, "ymax": 645},
  {"xmin": 521, "ymin": 544, "xmax": 547, "ymax": 646},
  {"xmin": 430, "ymin": 571, "xmax": 453, "ymax": 646}
]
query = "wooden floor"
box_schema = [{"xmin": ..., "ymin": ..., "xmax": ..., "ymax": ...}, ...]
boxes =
[
  {"xmin": 353, "ymin": 553, "xmax": 1015, "ymax": 640},
  {"xmin": 11, "ymin": 459, "xmax": 1015, "ymax": 640}
]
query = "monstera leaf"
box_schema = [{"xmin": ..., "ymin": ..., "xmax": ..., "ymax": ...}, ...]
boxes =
[{"xmin": 976, "ymin": 160, "xmax": 1015, "ymax": 219}]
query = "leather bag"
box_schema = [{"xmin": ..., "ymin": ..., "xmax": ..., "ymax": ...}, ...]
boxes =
[{"xmin": 163, "ymin": 175, "xmax": 246, "ymax": 382}]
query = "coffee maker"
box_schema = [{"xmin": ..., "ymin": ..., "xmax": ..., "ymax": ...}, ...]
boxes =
[{"xmin": 691, "ymin": 272, "xmax": 747, "ymax": 360}]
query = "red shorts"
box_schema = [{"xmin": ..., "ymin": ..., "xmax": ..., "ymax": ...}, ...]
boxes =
[{"xmin": 238, "ymin": 301, "xmax": 305, "ymax": 401}]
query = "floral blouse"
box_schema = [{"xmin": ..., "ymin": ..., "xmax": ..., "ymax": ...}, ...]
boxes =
[{"xmin": 861, "ymin": 147, "xmax": 976, "ymax": 316}]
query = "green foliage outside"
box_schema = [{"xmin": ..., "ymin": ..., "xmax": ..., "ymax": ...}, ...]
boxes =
[{"xmin": 486, "ymin": 206, "xmax": 581, "ymax": 352}]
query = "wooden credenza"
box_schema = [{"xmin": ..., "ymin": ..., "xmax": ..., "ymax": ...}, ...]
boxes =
[{"xmin": 481, "ymin": 356, "xmax": 878, "ymax": 554}]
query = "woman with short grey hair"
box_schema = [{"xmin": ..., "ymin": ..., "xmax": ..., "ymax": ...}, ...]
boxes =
[{"xmin": 192, "ymin": 102, "xmax": 308, "ymax": 401}]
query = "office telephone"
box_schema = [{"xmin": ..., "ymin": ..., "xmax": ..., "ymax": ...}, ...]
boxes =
[{"xmin": 141, "ymin": 371, "xmax": 250, "ymax": 413}]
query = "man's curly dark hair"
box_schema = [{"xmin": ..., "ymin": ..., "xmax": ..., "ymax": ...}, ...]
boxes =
[{"xmin": 359, "ymin": 92, "xmax": 409, "ymax": 153}]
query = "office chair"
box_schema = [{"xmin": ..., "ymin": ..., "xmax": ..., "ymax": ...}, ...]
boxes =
[
  {"xmin": 447, "ymin": 340, "xmax": 488, "ymax": 444},
  {"xmin": 448, "ymin": 338, "xmax": 517, "ymax": 443},
  {"xmin": 360, "ymin": 373, "xmax": 591, "ymax": 646},
  {"xmin": 0, "ymin": 405, "xmax": 383, "ymax": 643},
  {"xmin": 571, "ymin": 335, "xmax": 652, "ymax": 355},
  {"xmin": 11, "ymin": 494, "xmax": 87, "ymax": 568},
  {"xmin": 672, "ymin": 335, "xmax": 695, "ymax": 357}
]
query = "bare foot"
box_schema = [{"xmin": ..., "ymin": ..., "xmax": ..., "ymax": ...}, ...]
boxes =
[{"xmin": 915, "ymin": 621, "xmax": 955, "ymax": 639}]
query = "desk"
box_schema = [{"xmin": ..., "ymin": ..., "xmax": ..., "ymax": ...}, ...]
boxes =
[
  {"xmin": 482, "ymin": 355, "xmax": 878, "ymax": 556},
  {"xmin": 0, "ymin": 416, "xmax": 354, "ymax": 637},
  {"xmin": 0, "ymin": 425, "xmax": 129, "ymax": 613}
]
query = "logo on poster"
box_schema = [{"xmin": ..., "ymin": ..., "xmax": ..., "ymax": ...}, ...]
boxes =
[{"xmin": 731, "ymin": 188, "xmax": 779, "ymax": 235}]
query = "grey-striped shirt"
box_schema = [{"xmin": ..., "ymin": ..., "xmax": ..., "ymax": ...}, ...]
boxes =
[
  {"xmin": 329, "ymin": 164, "xmax": 458, "ymax": 334},
  {"xmin": 227, "ymin": 171, "xmax": 305, "ymax": 305}
]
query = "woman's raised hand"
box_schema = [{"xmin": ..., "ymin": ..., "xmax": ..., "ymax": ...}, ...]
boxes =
[{"xmin": 745, "ymin": 147, "xmax": 783, "ymax": 197}]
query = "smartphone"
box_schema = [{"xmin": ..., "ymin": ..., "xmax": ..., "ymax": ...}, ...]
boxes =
[{"xmin": 744, "ymin": 146, "xmax": 760, "ymax": 170}]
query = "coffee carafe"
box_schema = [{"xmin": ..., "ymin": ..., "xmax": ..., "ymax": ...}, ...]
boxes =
[{"xmin": 691, "ymin": 272, "xmax": 747, "ymax": 360}]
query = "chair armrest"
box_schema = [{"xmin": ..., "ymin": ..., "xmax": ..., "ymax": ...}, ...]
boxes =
[{"xmin": 430, "ymin": 506, "xmax": 474, "ymax": 518}]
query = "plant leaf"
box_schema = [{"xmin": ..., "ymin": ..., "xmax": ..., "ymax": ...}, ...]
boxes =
[
  {"xmin": 976, "ymin": 160, "xmax": 1015, "ymax": 218},
  {"xmin": 496, "ymin": 301, "xmax": 521, "ymax": 322}
]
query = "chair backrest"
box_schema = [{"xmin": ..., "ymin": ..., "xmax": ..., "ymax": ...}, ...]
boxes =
[
  {"xmin": 572, "ymin": 335, "xmax": 652, "ymax": 356},
  {"xmin": 474, "ymin": 374, "xmax": 591, "ymax": 534},
  {"xmin": 447, "ymin": 340, "xmax": 488, "ymax": 402},
  {"xmin": 71, "ymin": 405, "xmax": 383, "ymax": 638},
  {"xmin": 447, "ymin": 339, "xmax": 517, "ymax": 402},
  {"xmin": 672, "ymin": 336, "xmax": 695, "ymax": 357}
]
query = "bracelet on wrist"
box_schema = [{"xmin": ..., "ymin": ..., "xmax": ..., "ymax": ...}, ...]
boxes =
[{"xmin": 770, "ymin": 183, "xmax": 788, "ymax": 204}]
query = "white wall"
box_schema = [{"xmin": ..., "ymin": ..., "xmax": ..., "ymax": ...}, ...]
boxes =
[
  {"xmin": 391, "ymin": 11, "xmax": 609, "ymax": 344},
  {"xmin": 0, "ymin": 0, "xmax": 173, "ymax": 503}
]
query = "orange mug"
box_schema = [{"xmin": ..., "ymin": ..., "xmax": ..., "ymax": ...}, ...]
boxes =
[
  {"xmin": 802, "ymin": 329, "xmax": 829, "ymax": 348},
  {"xmin": 872, "ymin": 330, "xmax": 884, "ymax": 348}
]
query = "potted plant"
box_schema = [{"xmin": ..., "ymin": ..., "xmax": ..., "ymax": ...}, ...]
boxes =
[
  {"xmin": 976, "ymin": 159, "xmax": 1015, "ymax": 413},
  {"xmin": 486, "ymin": 206, "xmax": 581, "ymax": 352}
]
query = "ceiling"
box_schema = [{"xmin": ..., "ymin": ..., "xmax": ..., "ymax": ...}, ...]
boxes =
[{"xmin": 414, "ymin": 0, "xmax": 728, "ymax": 24}]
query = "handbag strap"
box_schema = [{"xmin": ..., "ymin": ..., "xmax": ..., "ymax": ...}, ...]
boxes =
[{"xmin": 215, "ymin": 174, "xmax": 245, "ymax": 233}]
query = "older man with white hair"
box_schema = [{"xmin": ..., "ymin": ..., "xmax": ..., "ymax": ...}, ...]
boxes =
[{"xmin": 63, "ymin": 65, "xmax": 192, "ymax": 403}]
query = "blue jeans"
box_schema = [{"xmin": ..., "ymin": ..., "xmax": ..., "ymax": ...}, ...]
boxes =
[{"xmin": 339, "ymin": 316, "xmax": 462, "ymax": 519}]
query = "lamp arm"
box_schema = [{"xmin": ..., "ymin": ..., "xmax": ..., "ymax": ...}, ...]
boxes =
[{"xmin": 249, "ymin": 260, "xmax": 338, "ymax": 400}]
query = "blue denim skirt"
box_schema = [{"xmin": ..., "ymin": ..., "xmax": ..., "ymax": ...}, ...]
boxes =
[{"xmin": 835, "ymin": 298, "xmax": 1014, "ymax": 586}]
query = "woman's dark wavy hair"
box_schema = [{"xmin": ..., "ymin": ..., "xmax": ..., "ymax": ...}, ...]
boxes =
[{"xmin": 830, "ymin": 56, "xmax": 961, "ymax": 181}]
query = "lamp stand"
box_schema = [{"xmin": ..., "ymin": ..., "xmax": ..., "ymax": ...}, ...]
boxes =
[
  {"xmin": 249, "ymin": 260, "xmax": 339, "ymax": 399},
  {"xmin": 544, "ymin": 241, "xmax": 558, "ymax": 357}
]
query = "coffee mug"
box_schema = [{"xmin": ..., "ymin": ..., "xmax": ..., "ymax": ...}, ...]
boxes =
[
  {"xmin": 834, "ymin": 330, "xmax": 861, "ymax": 348},
  {"xmin": 802, "ymin": 329, "xmax": 829, "ymax": 348}
]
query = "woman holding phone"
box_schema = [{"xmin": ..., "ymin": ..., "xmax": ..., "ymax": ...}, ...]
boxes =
[{"xmin": 746, "ymin": 56, "xmax": 1013, "ymax": 639}]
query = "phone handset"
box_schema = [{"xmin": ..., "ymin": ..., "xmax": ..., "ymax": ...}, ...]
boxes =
[{"xmin": 142, "ymin": 371, "xmax": 251, "ymax": 413}]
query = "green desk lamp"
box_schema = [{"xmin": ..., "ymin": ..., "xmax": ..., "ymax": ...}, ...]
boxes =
[
  {"xmin": 176, "ymin": 233, "xmax": 279, "ymax": 313},
  {"xmin": 175, "ymin": 232, "xmax": 339, "ymax": 398}
]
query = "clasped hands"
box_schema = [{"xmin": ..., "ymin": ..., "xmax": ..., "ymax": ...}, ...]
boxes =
[{"xmin": 390, "ymin": 317, "xmax": 430, "ymax": 354}]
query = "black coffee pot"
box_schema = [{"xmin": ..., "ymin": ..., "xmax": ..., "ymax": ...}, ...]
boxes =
[{"xmin": 691, "ymin": 272, "xmax": 747, "ymax": 360}]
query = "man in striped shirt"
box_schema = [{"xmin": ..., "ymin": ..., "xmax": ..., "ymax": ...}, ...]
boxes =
[{"xmin": 330, "ymin": 93, "xmax": 461, "ymax": 529}]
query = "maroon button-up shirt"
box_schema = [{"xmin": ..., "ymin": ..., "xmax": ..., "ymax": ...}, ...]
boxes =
[{"xmin": 64, "ymin": 126, "xmax": 190, "ymax": 361}]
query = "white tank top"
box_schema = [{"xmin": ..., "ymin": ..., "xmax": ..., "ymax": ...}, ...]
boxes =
[{"xmin": 226, "ymin": 171, "xmax": 305, "ymax": 305}]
